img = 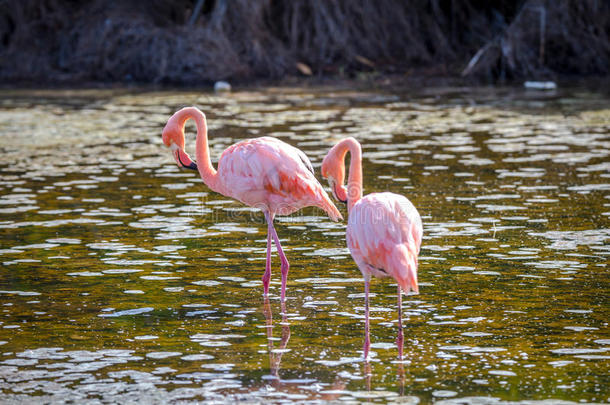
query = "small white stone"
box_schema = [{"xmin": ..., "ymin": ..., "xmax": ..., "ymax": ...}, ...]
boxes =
[{"xmin": 214, "ymin": 81, "xmax": 231, "ymax": 93}]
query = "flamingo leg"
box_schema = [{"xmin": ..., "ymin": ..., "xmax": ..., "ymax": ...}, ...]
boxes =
[
  {"xmin": 397, "ymin": 285, "xmax": 404, "ymax": 360},
  {"xmin": 364, "ymin": 276, "xmax": 371, "ymax": 360},
  {"xmin": 262, "ymin": 212, "xmax": 273, "ymax": 296},
  {"xmin": 268, "ymin": 218, "xmax": 290, "ymax": 302}
]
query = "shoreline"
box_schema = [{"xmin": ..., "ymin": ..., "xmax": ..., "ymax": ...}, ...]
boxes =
[{"xmin": 1, "ymin": 73, "xmax": 609, "ymax": 95}]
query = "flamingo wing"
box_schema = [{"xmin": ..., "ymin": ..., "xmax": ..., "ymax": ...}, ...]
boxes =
[
  {"xmin": 217, "ymin": 137, "xmax": 341, "ymax": 219},
  {"xmin": 347, "ymin": 192, "xmax": 422, "ymax": 292}
]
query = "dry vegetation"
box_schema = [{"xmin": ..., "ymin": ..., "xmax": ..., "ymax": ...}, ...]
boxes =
[{"xmin": 0, "ymin": 0, "xmax": 608, "ymax": 85}]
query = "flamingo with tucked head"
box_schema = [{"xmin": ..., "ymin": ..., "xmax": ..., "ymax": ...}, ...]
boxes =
[
  {"xmin": 322, "ymin": 137, "xmax": 422, "ymax": 360},
  {"xmin": 162, "ymin": 106, "xmax": 342, "ymax": 301}
]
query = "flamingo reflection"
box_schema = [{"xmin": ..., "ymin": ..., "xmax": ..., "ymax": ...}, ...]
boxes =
[
  {"xmin": 261, "ymin": 300, "xmax": 348, "ymax": 400},
  {"xmin": 362, "ymin": 359, "xmax": 407, "ymax": 396}
]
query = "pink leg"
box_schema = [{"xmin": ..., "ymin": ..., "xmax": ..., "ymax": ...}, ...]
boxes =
[
  {"xmin": 262, "ymin": 212, "xmax": 273, "ymax": 296},
  {"xmin": 269, "ymin": 218, "xmax": 289, "ymax": 302},
  {"xmin": 397, "ymin": 285, "xmax": 404, "ymax": 360},
  {"xmin": 364, "ymin": 277, "xmax": 371, "ymax": 360}
]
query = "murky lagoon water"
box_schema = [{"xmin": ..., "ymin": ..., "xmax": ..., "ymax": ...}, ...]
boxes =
[{"xmin": 0, "ymin": 86, "xmax": 608, "ymax": 404}]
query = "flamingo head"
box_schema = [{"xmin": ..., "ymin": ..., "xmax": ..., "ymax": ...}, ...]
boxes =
[
  {"xmin": 162, "ymin": 118, "xmax": 198, "ymax": 171},
  {"xmin": 321, "ymin": 146, "xmax": 348, "ymax": 204}
]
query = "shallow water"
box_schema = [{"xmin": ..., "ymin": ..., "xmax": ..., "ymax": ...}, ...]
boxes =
[{"xmin": 0, "ymin": 86, "xmax": 608, "ymax": 404}]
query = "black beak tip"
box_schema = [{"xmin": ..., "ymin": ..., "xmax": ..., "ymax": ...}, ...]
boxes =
[{"xmin": 177, "ymin": 152, "xmax": 198, "ymax": 171}]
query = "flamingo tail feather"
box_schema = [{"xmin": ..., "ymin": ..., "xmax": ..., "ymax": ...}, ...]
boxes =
[{"xmin": 394, "ymin": 245, "xmax": 419, "ymax": 294}]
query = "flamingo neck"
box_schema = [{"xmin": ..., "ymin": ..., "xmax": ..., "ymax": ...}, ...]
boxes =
[
  {"xmin": 340, "ymin": 138, "xmax": 363, "ymax": 212},
  {"xmin": 176, "ymin": 107, "xmax": 218, "ymax": 190}
]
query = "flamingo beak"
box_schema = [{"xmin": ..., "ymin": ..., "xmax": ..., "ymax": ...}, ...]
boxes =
[
  {"xmin": 171, "ymin": 143, "xmax": 198, "ymax": 171},
  {"xmin": 336, "ymin": 190, "xmax": 347, "ymax": 205},
  {"xmin": 328, "ymin": 178, "xmax": 347, "ymax": 205}
]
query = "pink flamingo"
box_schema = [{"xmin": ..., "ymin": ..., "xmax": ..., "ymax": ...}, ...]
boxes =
[
  {"xmin": 162, "ymin": 107, "xmax": 342, "ymax": 301},
  {"xmin": 321, "ymin": 137, "xmax": 422, "ymax": 360}
]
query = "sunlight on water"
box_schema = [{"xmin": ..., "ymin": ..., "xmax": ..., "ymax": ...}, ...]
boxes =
[{"xmin": 0, "ymin": 87, "xmax": 608, "ymax": 403}]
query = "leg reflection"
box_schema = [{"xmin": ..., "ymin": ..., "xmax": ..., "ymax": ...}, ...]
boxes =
[
  {"xmin": 364, "ymin": 361, "xmax": 372, "ymax": 392},
  {"xmin": 263, "ymin": 298, "xmax": 291, "ymax": 379},
  {"xmin": 261, "ymin": 299, "xmax": 346, "ymax": 401},
  {"xmin": 397, "ymin": 361, "xmax": 405, "ymax": 396}
]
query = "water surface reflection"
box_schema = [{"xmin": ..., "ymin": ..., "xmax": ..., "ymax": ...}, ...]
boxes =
[{"xmin": 0, "ymin": 86, "xmax": 608, "ymax": 403}]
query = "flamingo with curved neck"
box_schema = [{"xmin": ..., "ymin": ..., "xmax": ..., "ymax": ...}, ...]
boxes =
[
  {"xmin": 162, "ymin": 107, "xmax": 218, "ymax": 189},
  {"xmin": 321, "ymin": 137, "xmax": 363, "ymax": 212},
  {"xmin": 322, "ymin": 137, "xmax": 422, "ymax": 360},
  {"xmin": 162, "ymin": 106, "xmax": 342, "ymax": 301}
]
